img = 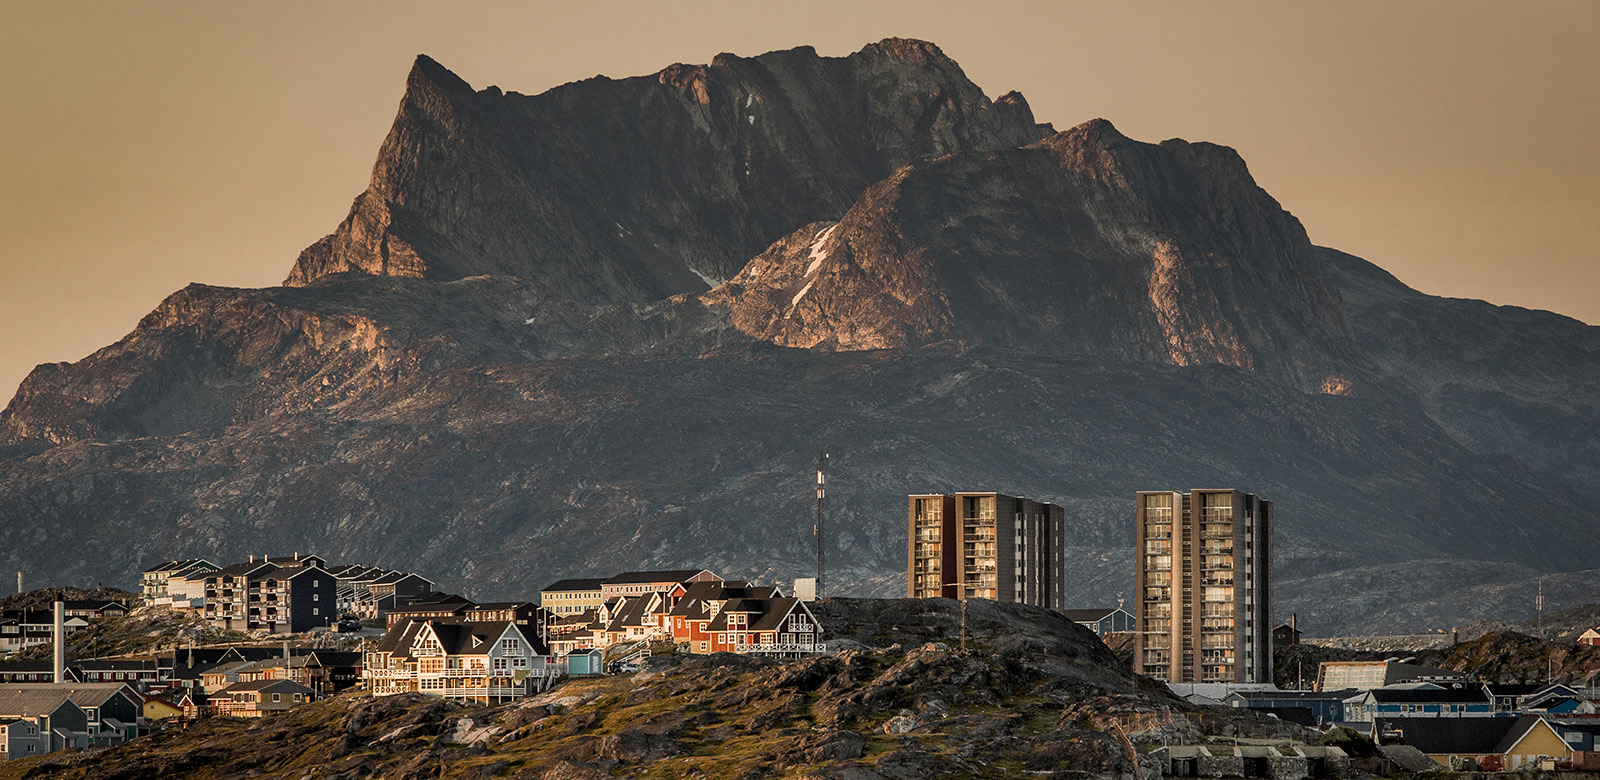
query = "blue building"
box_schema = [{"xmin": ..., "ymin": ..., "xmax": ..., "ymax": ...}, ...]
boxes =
[
  {"xmin": 1344, "ymin": 684, "xmax": 1495, "ymax": 723},
  {"xmin": 564, "ymin": 649, "xmax": 605, "ymax": 676}
]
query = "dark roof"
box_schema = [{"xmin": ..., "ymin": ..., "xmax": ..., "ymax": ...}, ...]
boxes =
[
  {"xmin": 1227, "ymin": 689, "xmax": 1358, "ymax": 702},
  {"xmin": 542, "ymin": 578, "xmax": 606, "ymax": 592},
  {"xmin": 305, "ymin": 651, "xmax": 362, "ymax": 667},
  {"xmin": 706, "ymin": 598, "xmax": 808, "ymax": 633},
  {"xmin": 1377, "ymin": 715, "xmax": 1544, "ymax": 755},
  {"xmin": 1251, "ymin": 706, "xmax": 1317, "ymax": 727},
  {"xmin": 59, "ymin": 601, "xmax": 129, "ymax": 611},
  {"xmin": 606, "ymin": 596, "xmax": 655, "ymax": 631},
  {"xmin": 211, "ymin": 561, "xmax": 276, "ymax": 578},
  {"xmin": 143, "ymin": 558, "xmax": 212, "ymax": 573},
  {"xmin": 76, "ymin": 660, "xmax": 157, "ymax": 671},
  {"xmin": 1062, "ymin": 608, "xmax": 1121, "ymax": 622},
  {"xmin": 216, "ymin": 679, "xmax": 316, "ymax": 694},
  {"xmin": 1366, "ymin": 687, "xmax": 1490, "ymax": 704},
  {"xmin": 603, "ymin": 570, "xmax": 716, "ymax": 586}
]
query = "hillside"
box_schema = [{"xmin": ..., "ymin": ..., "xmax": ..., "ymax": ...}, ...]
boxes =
[
  {"xmin": 0, "ymin": 598, "xmax": 1310, "ymax": 780},
  {"xmin": 1, "ymin": 39, "xmax": 1597, "ymax": 635}
]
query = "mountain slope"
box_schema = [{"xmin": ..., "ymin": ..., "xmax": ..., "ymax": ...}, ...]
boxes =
[{"xmin": 706, "ymin": 118, "xmax": 1358, "ymax": 392}]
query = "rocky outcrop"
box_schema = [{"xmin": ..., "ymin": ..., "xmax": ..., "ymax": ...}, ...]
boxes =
[
  {"xmin": 705, "ymin": 118, "xmax": 1358, "ymax": 392},
  {"xmin": 286, "ymin": 39, "xmax": 1044, "ymax": 302}
]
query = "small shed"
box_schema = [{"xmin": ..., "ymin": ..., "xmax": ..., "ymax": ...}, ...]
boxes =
[{"xmin": 565, "ymin": 649, "xmax": 605, "ymax": 676}]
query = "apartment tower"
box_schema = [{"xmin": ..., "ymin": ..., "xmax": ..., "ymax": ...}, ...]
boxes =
[
  {"xmin": 1134, "ymin": 490, "xmax": 1272, "ymax": 684},
  {"xmin": 907, "ymin": 492, "xmax": 1064, "ymax": 608}
]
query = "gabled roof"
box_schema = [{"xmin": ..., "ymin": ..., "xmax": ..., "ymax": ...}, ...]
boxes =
[
  {"xmin": 542, "ymin": 578, "xmax": 606, "ymax": 592},
  {"xmin": 708, "ymin": 598, "xmax": 792, "ymax": 632},
  {"xmin": 143, "ymin": 558, "xmax": 214, "ymax": 573},
  {"xmin": 407, "ymin": 592, "xmax": 474, "ymax": 606},
  {"xmin": 1062, "ymin": 608, "xmax": 1123, "ymax": 622},
  {"xmin": 604, "ymin": 570, "xmax": 718, "ymax": 586},
  {"xmin": 469, "ymin": 602, "xmax": 535, "ymax": 611},
  {"xmin": 211, "ymin": 561, "xmax": 276, "ymax": 578},
  {"xmin": 0, "ymin": 689, "xmax": 83, "ymax": 718},
  {"xmin": 215, "ymin": 679, "xmax": 316, "ymax": 694},
  {"xmin": 1483, "ymin": 682, "xmax": 1545, "ymax": 697},
  {"xmin": 376, "ymin": 619, "xmax": 428, "ymax": 657},
  {"xmin": 606, "ymin": 596, "xmax": 656, "ymax": 632},
  {"xmin": 1378, "ymin": 715, "xmax": 1553, "ymax": 755},
  {"xmin": 304, "ymin": 650, "xmax": 362, "ymax": 667},
  {"xmin": 0, "ymin": 683, "xmax": 136, "ymax": 710}
]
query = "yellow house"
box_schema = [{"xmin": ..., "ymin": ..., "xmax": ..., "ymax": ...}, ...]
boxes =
[
  {"xmin": 1382, "ymin": 715, "xmax": 1571, "ymax": 771},
  {"xmin": 143, "ymin": 697, "xmax": 185, "ymax": 721}
]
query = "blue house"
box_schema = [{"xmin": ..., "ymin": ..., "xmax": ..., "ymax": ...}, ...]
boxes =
[
  {"xmin": 1344, "ymin": 684, "xmax": 1495, "ymax": 723},
  {"xmin": 564, "ymin": 649, "xmax": 605, "ymax": 676}
]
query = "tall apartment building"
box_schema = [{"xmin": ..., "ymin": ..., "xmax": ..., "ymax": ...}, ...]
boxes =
[
  {"xmin": 907, "ymin": 492, "xmax": 1064, "ymax": 608},
  {"xmin": 1134, "ymin": 490, "xmax": 1272, "ymax": 684}
]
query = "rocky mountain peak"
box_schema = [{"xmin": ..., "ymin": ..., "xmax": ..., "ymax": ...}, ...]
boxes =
[
  {"xmin": 860, "ymin": 36, "xmax": 952, "ymax": 63},
  {"xmin": 282, "ymin": 41, "xmax": 1044, "ymax": 298}
]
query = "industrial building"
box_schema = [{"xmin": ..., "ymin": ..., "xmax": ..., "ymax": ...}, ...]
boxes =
[
  {"xmin": 1134, "ymin": 489, "xmax": 1272, "ymax": 684},
  {"xmin": 906, "ymin": 492, "xmax": 1064, "ymax": 608}
]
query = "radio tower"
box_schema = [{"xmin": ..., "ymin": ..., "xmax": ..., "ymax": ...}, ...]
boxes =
[{"xmin": 815, "ymin": 451, "xmax": 828, "ymax": 598}]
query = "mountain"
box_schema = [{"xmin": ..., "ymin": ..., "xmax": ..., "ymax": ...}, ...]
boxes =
[{"xmin": 2, "ymin": 39, "xmax": 1597, "ymax": 635}]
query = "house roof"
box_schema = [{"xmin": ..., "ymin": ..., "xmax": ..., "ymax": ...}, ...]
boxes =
[
  {"xmin": 0, "ymin": 683, "xmax": 135, "ymax": 710},
  {"xmin": 1363, "ymin": 687, "xmax": 1490, "ymax": 704},
  {"xmin": 76, "ymin": 660, "xmax": 157, "ymax": 671},
  {"xmin": 1062, "ymin": 608, "xmax": 1122, "ymax": 622},
  {"xmin": 1379, "ymin": 715, "xmax": 1551, "ymax": 755},
  {"xmin": 215, "ymin": 679, "xmax": 317, "ymax": 694},
  {"xmin": 1252, "ymin": 706, "xmax": 1317, "ymax": 727},
  {"xmin": 143, "ymin": 558, "xmax": 213, "ymax": 573},
  {"xmin": 542, "ymin": 578, "xmax": 606, "ymax": 592},
  {"xmin": 1483, "ymin": 683, "xmax": 1545, "ymax": 697},
  {"xmin": 603, "ymin": 570, "xmax": 716, "ymax": 586},
  {"xmin": 1225, "ymin": 689, "xmax": 1358, "ymax": 703},
  {"xmin": 705, "ymin": 598, "xmax": 809, "ymax": 633},
  {"xmin": 469, "ymin": 602, "xmax": 535, "ymax": 611},
  {"xmin": 211, "ymin": 561, "xmax": 275, "ymax": 578},
  {"xmin": 606, "ymin": 596, "xmax": 656, "ymax": 632},
  {"xmin": 59, "ymin": 600, "xmax": 129, "ymax": 611}
]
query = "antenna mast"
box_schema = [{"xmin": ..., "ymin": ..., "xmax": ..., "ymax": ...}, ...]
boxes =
[
  {"xmin": 1537, "ymin": 578, "xmax": 1545, "ymax": 639},
  {"xmin": 815, "ymin": 451, "xmax": 827, "ymax": 598}
]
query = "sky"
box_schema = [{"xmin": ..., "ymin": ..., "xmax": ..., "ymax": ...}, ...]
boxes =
[{"xmin": 2, "ymin": 1, "xmax": 1596, "ymax": 403}]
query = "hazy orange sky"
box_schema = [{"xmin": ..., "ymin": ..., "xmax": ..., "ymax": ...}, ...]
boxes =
[{"xmin": 2, "ymin": 1, "xmax": 1596, "ymax": 403}]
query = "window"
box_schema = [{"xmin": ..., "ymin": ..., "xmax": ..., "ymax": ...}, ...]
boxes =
[
  {"xmin": 312, "ymin": 608, "xmax": 319, "ymax": 616},
  {"xmin": 272, "ymin": 693, "xmax": 281, "ymax": 702},
  {"xmin": 313, "ymin": 593, "xmax": 319, "ymax": 601}
]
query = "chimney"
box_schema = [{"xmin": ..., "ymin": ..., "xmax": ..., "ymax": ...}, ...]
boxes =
[
  {"xmin": 249, "ymin": 554, "xmax": 254, "ymax": 563},
  {"xmin": 282, "ymin": 640, "xmax": 290, "ymax": 662},
  {"xmin": 53, "ymin": 601, "xmax": 65, "ymax": 684}
]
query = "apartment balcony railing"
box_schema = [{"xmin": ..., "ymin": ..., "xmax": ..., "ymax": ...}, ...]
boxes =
[{"xmin": 735, "ymin": 641, "xmax": 824, "ymax": 655}]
